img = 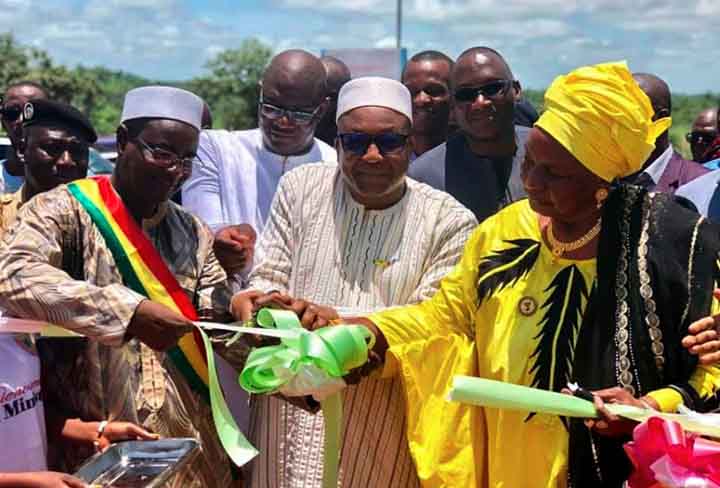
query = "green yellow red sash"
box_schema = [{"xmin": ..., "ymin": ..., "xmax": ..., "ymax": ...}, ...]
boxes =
[{"xmin": 67, "ymin": 176, "xmax": 210, "ymax": 402}]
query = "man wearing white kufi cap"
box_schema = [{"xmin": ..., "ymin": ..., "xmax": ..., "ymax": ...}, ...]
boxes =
[
  {"xmin": 0, "ymin": 86, "xmax": 248, "ymax": 487},
  {"xmin": 233, "ymin": 76, "xmax": 477, "ymax": 488}
]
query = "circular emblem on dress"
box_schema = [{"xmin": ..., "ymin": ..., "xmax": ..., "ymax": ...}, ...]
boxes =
[
  {"xmin": 518, "ymin": 296, "xmax": 538, "ymax": 316},
  {"xmin": 23, "ymin": 102, "xmax": 34, "ymax": 121}
]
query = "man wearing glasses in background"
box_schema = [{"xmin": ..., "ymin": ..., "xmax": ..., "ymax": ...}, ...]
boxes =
[
  {"xmin": 233, "ymin": 77, "xmax": 477, "ymax": 488},
  {"xmin": 0, "ymin": 81, "xmax": 49, "ymax": 194},
  {"xmin": 408, "ymin": 46, "xmax": 529, "ymax": 222},
  {"xmin": 183, "ymin": 49, "xmax": 336, "ymax": 283},
  {"xmin": 687, "ymin": 107, "xmax": 719, "ymax": 165}
]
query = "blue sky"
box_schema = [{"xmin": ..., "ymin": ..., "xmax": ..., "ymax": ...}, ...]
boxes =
[{"xmin": 3, "ymin": 0, "xmax": 718, "ymax": 93}]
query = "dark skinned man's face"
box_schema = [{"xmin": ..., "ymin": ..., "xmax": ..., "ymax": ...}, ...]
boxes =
[
  {"xmin": 21, "ymin": 125, "xmax": 89, "ymax": 193},
  {"xmin": 336, "ymin": 106, "xmax": 412, "ymax": 208},
  {"xmin": 402, "ymin": 59, "xmax": 451, "ymax": 136},
  {"xmin": 690, "ymin": 111, "xmax": 718, "ymax": 162},
  {"xmin": 452, "ymin": 52, "xmax": 519, "ymax": 142},
  {"xmin": 3, "ymin": 85, "xmax": 47, "ymax": 146},
  {"xmin": 116, "ymin": 119, "xmax": 199, "ymax": 207},
  {"xmin": 259, "ymin": 77, "xmax": 326, "ymax": 156}
]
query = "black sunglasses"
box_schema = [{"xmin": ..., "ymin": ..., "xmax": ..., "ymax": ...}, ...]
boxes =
[
  {"xmin": 338, "ymin": 132, "xmax": 409, "ymax": 156},
  {"xmin": 453, "ymin": 80, "xmax": 513, "ymax": 103},
  {"xmin": 1, "ymin": 105, "xmax": 22, "ymax": 122},
  {"xmin": 686, "ymin": 131, "xmax": 717, "ymax": 145}
]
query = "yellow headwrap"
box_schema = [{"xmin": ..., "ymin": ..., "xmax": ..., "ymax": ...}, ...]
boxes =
[{"xmin": 535, "ymin": 61, "xmax": 671, "ymax": 182}]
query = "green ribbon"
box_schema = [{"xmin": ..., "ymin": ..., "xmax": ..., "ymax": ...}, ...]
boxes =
[
  {"xmin": 196, "ymin": 326, "xmax": 260, "ymax": 466},
  {"xmin": 240, "ymin": 309, "xmax": 375, "ymax": 393},
  {"xmin": 238, "ymin": 308, "xmax": 375, "ymax": 488}
]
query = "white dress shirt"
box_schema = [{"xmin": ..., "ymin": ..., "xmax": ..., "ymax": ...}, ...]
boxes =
[
  {"xmin": 182, "ymin": 128, "xmax": 337, "ymax": 234},
  {"xmin": 643, "ymin": 144, "xmax": 674, "ymax": 185}
]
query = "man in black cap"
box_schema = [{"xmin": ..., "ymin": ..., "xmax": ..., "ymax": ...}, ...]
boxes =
[{"xmin": 0, "ymin": 98, "xmax": 97, "ymax": 235}]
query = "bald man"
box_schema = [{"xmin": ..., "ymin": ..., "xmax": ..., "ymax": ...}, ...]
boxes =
[
  {"xmin": 314, "ymin": 55, "xmax": 351, "ymax": 145},
  {"xmin": 408, "ymin": 46, "xmax": 529, "ymax": 222},
  {"xmin": 688, "ymin": 107, "xmax": 718, "ymax": 163},
  {"xmin": 183, "ymin": 49, "xmax": 337, "ymax": 280},
  {"xmin": 626, "ymin": 73, "xmax": 707, "ymax": 193}
]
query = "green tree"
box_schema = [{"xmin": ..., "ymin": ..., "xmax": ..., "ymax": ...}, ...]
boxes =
[
  {"xmin": 0, "ymin": 34, "xmax": 103, "ymax": 131},
  {"xmin": 189, "ymin": 38, "xmax": 273, "ymax": 130}
]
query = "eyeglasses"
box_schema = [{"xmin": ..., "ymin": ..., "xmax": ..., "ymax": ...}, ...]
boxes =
[
  {"xmin": 453, "ymin": 80, "xmax": 513, "ymax": 103},
  {"xmin": 258, "ymin": 100, "xmax": 321, "ymax": 124},
  {"xmin": 338, "ymin": 132, "xmax": 409, "ymax": 156},
  {"xmin": 134, "ymin": 136, "xmax": 196, "ymax": 170},
  {"xmin": 1, "ymin": 105, "xmax": 22, "ymax": 122},
  {"xmin": 686, "ymin": 131, "xmax": 717, "ymax": 145}
]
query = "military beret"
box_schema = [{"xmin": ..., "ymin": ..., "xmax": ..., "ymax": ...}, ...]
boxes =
[{"xmin": 22, "ymin": 99, "xmax": 97, "ymax": 143}]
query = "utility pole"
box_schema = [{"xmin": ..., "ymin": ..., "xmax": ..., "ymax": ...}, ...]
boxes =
[{"xmin": 396, "ymin": 0, "xmax": 402, "ymax": 48}]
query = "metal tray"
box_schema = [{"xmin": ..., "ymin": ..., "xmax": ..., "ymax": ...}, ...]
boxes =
[{"xmin": 74, "ymin": 438, "xmax": 199, "ymax": 488}]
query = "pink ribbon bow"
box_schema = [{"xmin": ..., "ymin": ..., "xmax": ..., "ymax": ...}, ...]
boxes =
[{"xmin": 625, "ymin": 416, "xmax": 720, "ymax": 487}]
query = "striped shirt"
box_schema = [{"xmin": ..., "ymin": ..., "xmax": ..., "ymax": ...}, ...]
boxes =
[{"xmin": 247, "ymin": 163, "xmax": 477, "ymax": 487}]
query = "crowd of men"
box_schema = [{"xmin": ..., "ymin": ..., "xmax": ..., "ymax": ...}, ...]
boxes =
[{"xmin": 1, "ymin": 45, "xmax": 720, "ymax": 488}]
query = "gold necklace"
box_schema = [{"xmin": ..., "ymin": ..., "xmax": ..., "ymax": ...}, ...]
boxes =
[{"xmin": 546, "ymin": 219, "xmax": 601, "ymax": 259}]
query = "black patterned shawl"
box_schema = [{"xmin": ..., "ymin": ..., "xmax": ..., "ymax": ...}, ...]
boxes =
[{"xmin": 568, "ymin": 183, "xmax": 720, "ymax": 486}]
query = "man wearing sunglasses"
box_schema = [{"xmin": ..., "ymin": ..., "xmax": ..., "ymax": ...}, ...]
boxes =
[
  {"xmin": 408, "ymin": 46, "xmax": 530, "ymax": 222},
  {"xmin": 232, "ymin": 76, "xmax": 476, "ymax": 488},
  {"xmin": 623, "ymin": 73, "xmax": 707, "ymax": 193},
  {"xmin": 0, "ymin": 86, "xmax": 250, "ymax": 487},
  {"xmin": 183, "ymin": 49, "xmax": 336, "ymax": 282},
  {"xmin": 687, "ymin": 107, "xmax": 718, "ymax": 164},
  {"xmin": 0, "ymin": 81, "xmax": 49, "ymax": 194}
]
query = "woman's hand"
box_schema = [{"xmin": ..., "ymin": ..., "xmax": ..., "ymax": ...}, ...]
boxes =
[
  {"xmin": 285, "ymin": 299, "xmax": 339, "ymax": 331},
  {"xmin": 96, "ymin": 421, "xmax": 159, "ymax": 451},
  {"xmin": 0, "ymin": 472, "xmax": 87, "ymax": 488},
  {"xmin": 583, "ymin": 387, "xmax": 657, "ymax": 437},
  {"xmin": 682, "ymin": 290, "xmax": 720, "ymax": 365}
]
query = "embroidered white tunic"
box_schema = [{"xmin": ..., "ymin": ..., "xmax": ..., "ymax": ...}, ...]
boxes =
[
  {"xmin": 247, "ymin": 163, "xmax": 477, "ymax": 488},
  {"xmin": 181, "ymin": 128, "xmax": 337, "ymax": 234}
]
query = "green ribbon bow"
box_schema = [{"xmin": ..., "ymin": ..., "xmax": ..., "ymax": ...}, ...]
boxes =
[
  {"xmin": 237, "ymin": 308, "xmax": 374, "ymax": 488},
  {"xmin": 240, "ymin": 308, "xmax": 375, "ymax": 394}
]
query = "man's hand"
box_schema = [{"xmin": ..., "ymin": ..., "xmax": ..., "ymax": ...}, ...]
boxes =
[
  {"xmin": 683, "ymin": 290, "xmax": 720, "ymax": 365},
  {"xmin": 126, "ymin": 300, "xmax": 194, "ymax": 351},
  {"xmin": 0, "ymin": 472, "xmax": 88, "ymax": 488},
  {"xmin": 213, "ymin": 224, "xmax": 257, "ymax": 276},
  {"xmin": 97, "ymin": 421, "xmax": 160, "ymax": 451}
]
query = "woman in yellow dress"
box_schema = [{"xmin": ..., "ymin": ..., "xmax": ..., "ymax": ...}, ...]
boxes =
[{"xmin": 348, "ymin": 62, "xmax": 720, "ymax": 487}]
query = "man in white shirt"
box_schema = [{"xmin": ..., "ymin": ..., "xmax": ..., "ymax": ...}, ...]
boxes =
[
  {"xmin": 182, "ymin": 49, "xmax": 337, "ymax": 279},
  {"xmin": 624, "ymin": 73, "xmax": 708, "ymax": 193},
  {"xmin": 408, "ymin": 47, "xmax": 529, "ymax": 222}
]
